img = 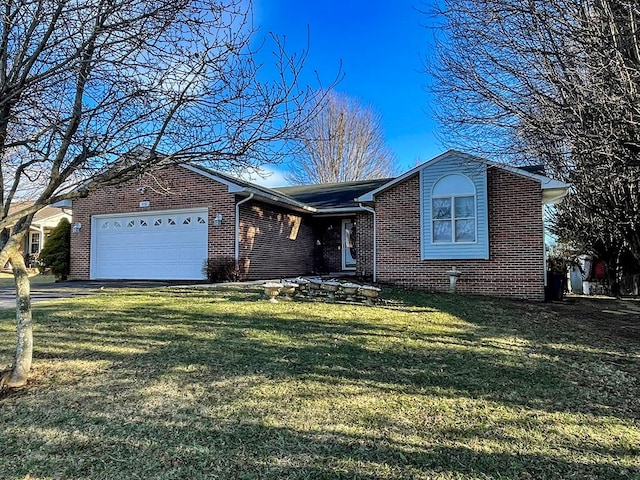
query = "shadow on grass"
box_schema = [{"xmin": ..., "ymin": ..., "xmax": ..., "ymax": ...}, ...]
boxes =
[
  {"xmin": 1, "ymin": 412, "xmax": 633, "ymax": 479},
  {"xmin": 0, "ymin": 288, "xmax": 638, "ymax": 479},
  {"xmin": 11, "ymin": 288, "xmax": 638, "ymax": 420}
]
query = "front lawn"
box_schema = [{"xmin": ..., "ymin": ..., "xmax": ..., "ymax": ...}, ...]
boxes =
[
  {"xmin": 0, "ymin": 272, "xmax": 56, "ymax": 288},
  {"xmin": 1, "ymin": 288, "xmax": 638, "ymax": 479}
]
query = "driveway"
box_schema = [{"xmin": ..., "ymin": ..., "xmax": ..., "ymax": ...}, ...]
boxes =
[{"xmin": 0, "ymin": 280, "xmax": 202, "ymax": 309}]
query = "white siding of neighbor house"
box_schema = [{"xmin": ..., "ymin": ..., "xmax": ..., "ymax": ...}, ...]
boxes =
[{"xmin": 421, "ymin": 154, "xmax": 489, "ymax": 260}]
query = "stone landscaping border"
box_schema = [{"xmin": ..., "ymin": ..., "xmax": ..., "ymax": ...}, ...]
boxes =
[{"xmin": 261, "ymin": 277, "xmax": 382, "ymax": 305}]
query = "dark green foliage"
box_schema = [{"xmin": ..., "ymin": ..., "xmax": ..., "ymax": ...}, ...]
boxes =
[
  {"xmin": 38, "ymin": 218, "xmax": 71, "ymax": 281},
  {"xmin": 202, "ymin": 256, "xmax": 241, "ymax": 283}
]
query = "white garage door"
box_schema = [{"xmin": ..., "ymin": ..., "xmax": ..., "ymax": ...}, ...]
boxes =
[{"xmin": 91, "ymin": 208, "xmax": 208, "ymax": 280}]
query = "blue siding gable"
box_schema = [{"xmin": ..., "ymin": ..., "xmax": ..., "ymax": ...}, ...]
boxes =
[{"xmin": 420, "ymin": 154, "xmax": 489, "ymax": 260}]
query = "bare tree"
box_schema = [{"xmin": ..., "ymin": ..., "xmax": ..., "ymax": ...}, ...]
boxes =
[
  {"xmin": 428, "ymin": 0, "xmax": 640, "ymax": 284},
  {"xmin": 0, "ymin": 0, "xmax": 325, "ymax": 390},
  {"xmin": 286, "ymin": 91, "xmax": 396, "ymax": 184}
]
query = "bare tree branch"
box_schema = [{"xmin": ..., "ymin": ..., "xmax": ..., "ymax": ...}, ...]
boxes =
[
  {"xmin": 287, "ymin": 91, "xmax": 397, "ymax": 184},
  {"xmin": 0, "ymin": 0, "xmax": 334, "ymax": 388},
  {"xmin": 428, "ymin": 0, "xmax": 640, "ymax": 282}
]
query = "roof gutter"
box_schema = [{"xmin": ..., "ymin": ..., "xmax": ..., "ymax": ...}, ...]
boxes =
[
  {"xmin": 245, "ymin": 188, "xmax": 317, "ymax": 213},
  {"xmin": 51, "ymin": 199, "xmax": 73, "ymax": 208},
  {"xmin": 542, "ymin": 187, "xmax": 569, "ymax": 205},
  {"xmin": 312, "ymin": 206, "xmax": 367, "ymax": 216},
  {"xmin": 359, "ymin": 203, "xmax": 377, "ymax": 282},
  {"xmin": 235, "ymin": 193, "xmax": 254, "ymax": 267}
]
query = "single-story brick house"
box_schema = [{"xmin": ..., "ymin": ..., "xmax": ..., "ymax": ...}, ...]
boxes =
[
  {"xmin": 69, "ymin": 150, "xmax": 569, "ymax": 299},
  {"xmin": 3, "ymin": 203, "xmax": 72, "ymax": 267}
]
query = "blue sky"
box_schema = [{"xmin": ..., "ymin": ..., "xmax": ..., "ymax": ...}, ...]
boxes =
[{"xmin": 250, "ymin": 0, "xmax": 443, "ymax": 186}]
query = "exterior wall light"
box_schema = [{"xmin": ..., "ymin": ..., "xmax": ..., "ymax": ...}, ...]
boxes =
[
  {"xmin": 213, "ymin": 214, "xmax": 223, "ymax": 226},
  {"xmin": 72, "ymin": 222, "xmax": 82, "ymax": 233}
]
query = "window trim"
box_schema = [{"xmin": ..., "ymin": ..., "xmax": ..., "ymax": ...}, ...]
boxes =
[
  {"xmin": 430, "ymin": 174, "xmax": 478, "ymax": 245},
  {"xmin": 30, "ymin": 232, "xmax": 41, "ymax": 254}
]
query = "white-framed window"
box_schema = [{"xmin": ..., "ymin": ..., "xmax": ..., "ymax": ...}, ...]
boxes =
[
  {"xmin": 431, "ymin": 174, "xmax": 477, "ymax": 244},
  {"xmin": 30, "ymin": 232, "xmax": 40, "ymax": 254}
]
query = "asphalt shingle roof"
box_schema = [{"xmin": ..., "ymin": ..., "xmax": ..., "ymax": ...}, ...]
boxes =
[
  {"xmin": 186, "ymin": 164, "xmax": 312, "ymax": 210},
  {"xmin": 7, "ymin": 202, "xmax": 68, "ymax": 222},
  {"xmin": 274, "ymin": 178, "xmax": 392, "ymax": 209},
  {"xmin": 517, "ymin": 164, "xmax": 546, "ymax": 176},
  {"xmin": 189, "ymin": 158, "xmax": 552, "ymax": 212}
]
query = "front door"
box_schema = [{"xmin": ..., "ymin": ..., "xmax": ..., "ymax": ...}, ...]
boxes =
[{"xmin": 342, "ymin": 219, "xmax": 356, "ymax": 270}]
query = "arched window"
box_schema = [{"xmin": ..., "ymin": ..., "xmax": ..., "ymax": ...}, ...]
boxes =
[{"xmin": 432, "ymin": 174, "xmax": 476, "ymax": 243}]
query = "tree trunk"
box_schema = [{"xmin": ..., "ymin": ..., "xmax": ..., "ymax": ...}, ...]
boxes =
[
  {"xmin": 608, "ymin": 250, "xmax": 622, "ymax": 298},
  {"xmin": 2, "ymin": 244, "xmax": 33, "ymax": 388}
]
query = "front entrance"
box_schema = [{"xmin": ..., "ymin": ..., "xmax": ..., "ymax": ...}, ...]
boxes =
[{"xmin": 342, "ymin": 219, "xmax": 356, "ymax": 270}]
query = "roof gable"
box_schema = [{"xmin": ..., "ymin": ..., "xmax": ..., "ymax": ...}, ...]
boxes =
[
  {"xmin": 355, "ymin": 150, "xmax": 569, "ymax": 203},
  {"xmin": 6, "ymin": 202, "xmax": 72, "ymax": 227},
  {"xmin": 178, "ymin": 150, "xmax": 569, "ymax": 212}
]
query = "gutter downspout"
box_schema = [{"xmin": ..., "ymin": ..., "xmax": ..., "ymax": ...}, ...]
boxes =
[
  {"xmin": 235, "ymin": 193, "xmax": 254, "ymax": 268},
  {"xmin": 359, "ymin": 203, "xmax": 376, "ymax": 282}
]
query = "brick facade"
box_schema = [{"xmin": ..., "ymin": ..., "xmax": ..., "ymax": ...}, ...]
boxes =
[
  {"xmin": 375, "ymin": 169, "xmax": 545, "ymax": 300},
  {"xmin": 70, "ymin": 162, "xmax": 547, "ymax": 300},
  {"xmin": 238, "ymin": 201, "xmax": 315, "ymax": 279},
  {"xmin": 70, "ymin": 165, "xmax": 317, "ymax": 281},
  {"xmin": 313, "ymin": 218, "xmax": 343, "ymax": 273},
  {"xmin": 70, "ymin": 165, "xmax": 236, "ymax": 280},
  {"xmin": 355, "ymin": 212, "xmax": 374, "ymax": 280}
]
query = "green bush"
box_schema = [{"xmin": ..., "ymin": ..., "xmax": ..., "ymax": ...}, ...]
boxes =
[
  {"xmin": 38, "ymin": 218, "xmax": 71, "ymax": 281},
  {"xmin": 202, "ymin": 256, "xmax": 242, "ymax": 283}
]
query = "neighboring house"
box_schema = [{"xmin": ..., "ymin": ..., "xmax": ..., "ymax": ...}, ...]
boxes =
[
  {"xmin": 5, "ymin": 202, "xmax": 72, "ymax": 261},
  {"xmin": 69, "ymin": 150, "xmax": 569, "ymax": 300}
]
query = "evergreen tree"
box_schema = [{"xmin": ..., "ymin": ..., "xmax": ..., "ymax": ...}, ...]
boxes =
[{"xmin": 38, "ymin": 219, "xmax": 71, "ymax": 281}]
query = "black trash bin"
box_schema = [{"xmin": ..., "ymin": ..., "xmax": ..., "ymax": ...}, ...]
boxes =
[{"xmin": 546, "ymin": 271, "xmax": 564, "ymax": 301}]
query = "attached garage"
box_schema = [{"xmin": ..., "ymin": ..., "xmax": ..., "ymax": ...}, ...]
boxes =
[{"xmin": 90, "ymin": 208, "xmax": 208, "ymax": 280}]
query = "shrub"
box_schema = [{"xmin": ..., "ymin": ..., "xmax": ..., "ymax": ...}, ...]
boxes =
[
  {"xmin": 38, "ymin": 218, "xmax": 71, "ymax": 281},
  {"xmin": 202, "ymin": 256, "xmax": 242, "ymax": 283}
]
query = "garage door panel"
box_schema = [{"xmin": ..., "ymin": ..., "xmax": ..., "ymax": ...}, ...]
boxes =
[{"xmin": 91, "ymin": 208, "xmax": 208, "ymax": 280}]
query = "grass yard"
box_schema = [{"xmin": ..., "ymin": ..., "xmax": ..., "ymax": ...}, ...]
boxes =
[
  {"xmin": 1, "ymin": 287, "xmax": 639, "ymax": 479},
  {"xmin": 0, "ymin": 273, "xmax": 56, "ymax": 288}
]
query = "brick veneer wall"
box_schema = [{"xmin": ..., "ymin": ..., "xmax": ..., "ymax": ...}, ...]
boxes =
[
  {"xmin": 355, "ymin": 212, "xmax": 374, "ymax": 279},
  {"xmin": 313, "ymin": 216, "xmax": 371, "ymax": 274},
  {"xmin": 315, "ymin": 218, "xmax": 343, "ymax": 273},
  {"xmin": 238, "ymin": 201, "xmax": 315, "ymax": 279},
  {"xmin": 375, "ymin": 168, "xmax": 545, "ymax": 300},
  {"xmin": 70, "ymin": 165, "xmax": 236, "ymax": 280}
]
